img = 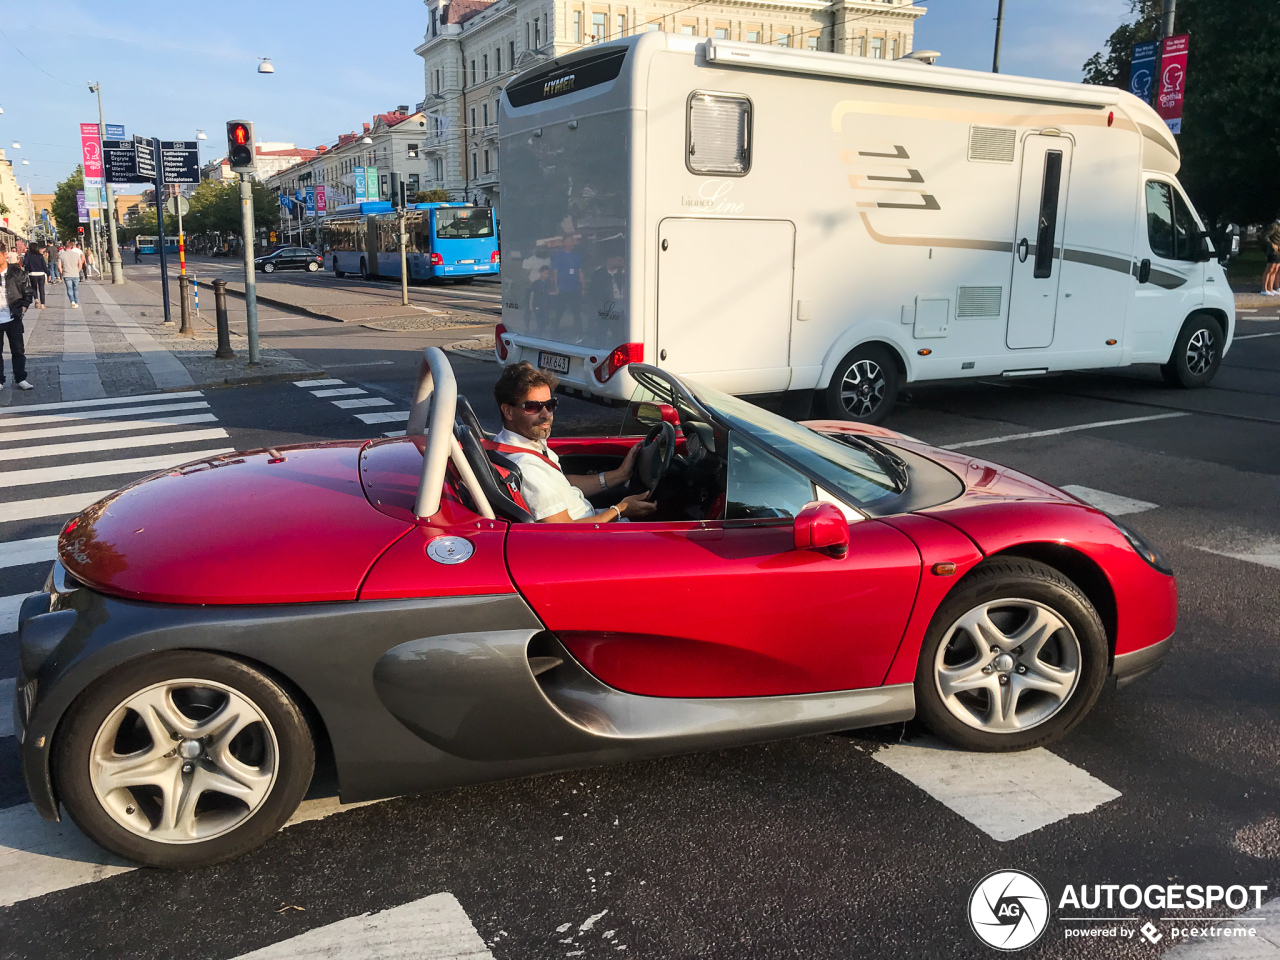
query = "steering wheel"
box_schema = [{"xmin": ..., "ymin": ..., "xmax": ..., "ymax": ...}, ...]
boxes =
[{"xmin": 636, "ymin": 422, "xmax": 675, "ymax": 493}]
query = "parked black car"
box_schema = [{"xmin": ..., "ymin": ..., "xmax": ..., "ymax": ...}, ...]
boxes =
[{"xmin": 254, "ymin": 247, "xmax": 323, "ymax": 273}]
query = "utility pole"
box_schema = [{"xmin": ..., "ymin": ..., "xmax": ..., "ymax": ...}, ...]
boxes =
[
  {"xmin": 239, "ymin": 173, "xmax": 260, "ymax": 364},
  {"xmin": 89, "ymin": 82, "xmax": 124, "ymax": 284},
  {"xmin": 992, "ymin": 0, "xmax": 1006, "ymax": 73},
  {"xmin": 1160, "ymin": 0, "xmax": 1177, "ymax": 39}
]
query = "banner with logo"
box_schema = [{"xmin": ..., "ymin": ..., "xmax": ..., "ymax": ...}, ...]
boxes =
[
  {"xmin": 305, "ymin": 187, "xmax": 316, "ymax": 217},
  {"xmin": 316, "ymin": 185, "xmax": 327, "ymax": 215},
  {"xmin": 1156, "ymin": 34, "xmax": 1190, "ymax": 134},
  {"xmin": 1129, "ymin": 41, "xmax": 1158, "ymax": 104},
  {"xmin": 76, "ymin": 190, "xmax": 89, "ymax": 222},
  {"xmin": 80, "ymin": 122, "xmax": 106, "ymax": 207},
  {"xmin": 366, "ymin": 166, "xmax": 379, "ymax": 201},
  {"xmin": 353, "ymin": 167, "xmax": 367, "ymax": 202}
]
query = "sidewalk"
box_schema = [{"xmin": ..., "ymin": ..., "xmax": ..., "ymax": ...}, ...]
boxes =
[{"xmin": 0, "ymin": 276, "xmax": 323, "ymax": 408}]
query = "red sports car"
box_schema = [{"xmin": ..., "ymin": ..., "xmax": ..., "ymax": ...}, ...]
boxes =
[{"xmin": 14, "ymin": 349, "xmax": 1175, "ymax": 868}]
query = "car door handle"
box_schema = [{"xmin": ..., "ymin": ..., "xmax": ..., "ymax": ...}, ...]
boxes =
[
  {"xmin": 1017, "ymin": 238, "xmax": 1030, "ymax": 263},
  {"xmin": 1138, "ymin": 259, "xmax": 1152, "ymax": 284}
]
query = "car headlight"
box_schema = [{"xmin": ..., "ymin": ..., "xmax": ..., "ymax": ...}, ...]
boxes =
[{"xmin": 1111, "ymin": 518, "xmax": 1174, "ymax": 575}]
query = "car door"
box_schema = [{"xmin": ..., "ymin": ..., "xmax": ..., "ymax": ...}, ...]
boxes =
[
  {"xmin": 505, "ymin": 434, "xmax": 921, "ymax": 698},
  {"xmin": 1127, "ymin": 178, "xmax": 1206, "ymax": 362}
]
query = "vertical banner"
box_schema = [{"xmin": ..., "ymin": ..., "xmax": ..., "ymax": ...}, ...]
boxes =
[
  {"xmin": 1156, "ymin": 34, "xmax": 1190, "ymax": 134},
  {"xmin": 80, "ymin": 122, "xmax": 106, "ymax": 208},
  {"xmin": 305, "ymin": 187, "xmax": 316, "ymax": 216},
  {"xmin": 354, "ymin": 167, "xmax": 367, "ymax": 201},
  {"xmin": 76, "ymin": 190, "xmax": 89, "ymax": 222},
  {"xmin": 1129, "ymin": 41, "xmax": 1158, "ymax": 104},
  {"xmin": 366, "ymin": 166, "xmax": 379, "ymax": 200},
  {"xmin": 316, "ymin": 185, "xmax": 327, "ymax": 215}
]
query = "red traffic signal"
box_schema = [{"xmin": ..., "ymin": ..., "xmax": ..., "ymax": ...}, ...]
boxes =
[
  {"xmin": 77, "ymin": 226, "xmax": 84, "ymax": 234},
  {"xmin": 226, "ymin": 120, "xmax": 256, "ymax": 173},
  {"xmin": 231, "ymin": 124, "xmax": 248, "ymax": 145}
]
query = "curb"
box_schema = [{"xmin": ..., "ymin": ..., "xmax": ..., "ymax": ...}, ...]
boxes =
[
  {"xmin": 201, "ymin": 368, "xmax": 328, "ymax": 389},
  {"xmin": 221, "ymin": 284, "xmax": 349, "ymax": 324}
]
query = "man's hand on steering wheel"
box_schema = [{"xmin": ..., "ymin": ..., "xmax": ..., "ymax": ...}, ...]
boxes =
[{"xmin": 617, "ymin": 491, "xmax": 657, "ymax": 519}]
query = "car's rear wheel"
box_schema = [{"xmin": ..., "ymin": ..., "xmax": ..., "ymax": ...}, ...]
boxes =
[
  {"xmin": 54, "ymin": 651, "xmax": 314, "ymax": 868},
  {"xmin": 914, "ymin": 558, "xmax": 1108, "ymax": 751},
  {"xmin": 824, "ymin": 344, "xmax": 899, "ymax": 425},
  {"xmin": 1162, "ymin": 313, "xmax": 1223, "ymax": 388},
  {"xmin": 333, "ymin": 258, "xmax": 344, "ymax": 278},
  {"xmin": 262, "ymin": 262, "xmax": 275, "ymax": 274}
]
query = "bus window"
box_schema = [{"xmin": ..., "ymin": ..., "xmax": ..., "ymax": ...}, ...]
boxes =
[{"xmin": 435, "ymin": 208, "xmax": 494, "ymax": 239}]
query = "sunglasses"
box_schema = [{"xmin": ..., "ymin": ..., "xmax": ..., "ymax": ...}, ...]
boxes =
[{"xmin": 519, "ymin": 398, "xmax": 559, "ymax": 414}]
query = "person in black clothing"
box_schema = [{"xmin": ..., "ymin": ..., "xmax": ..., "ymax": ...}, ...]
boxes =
[
  {"xmin": 0, "ymin": 240, "xmax": 34, "ymax": 391},
  {"xmin": 133, "ymin": 241, "xmax": 142, "ymax": 264},
  {"xmin": 22, "ymin": 243, "xmax": 48, "ymax": 310}
]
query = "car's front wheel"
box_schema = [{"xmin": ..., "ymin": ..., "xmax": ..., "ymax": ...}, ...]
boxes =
[
  {"xmin": 914, "ymin": 558, "xmax": 1108, "ymax": 751},
  {"xmin": 262, "ymin": 262, "xmax": 275, "ymax": 274},
  {"xmin": 54, "ymin": 651, "xmax": 314, "ymax": 868},
  {"xmin": 307, "ymin": 261, "xmax": 319, "ymax": 272},
  {"xmin": 824, "ymin": 344, "xmax": 899, "ymax": 425},
  {"xmin": 1162, "ymin": 313, "xmax": 1223, "ymax": 388}
]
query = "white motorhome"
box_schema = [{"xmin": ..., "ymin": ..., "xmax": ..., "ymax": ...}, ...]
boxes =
[{"xmin": 497, "ymin": 33, "xmax": 1234, "ymax": 422}]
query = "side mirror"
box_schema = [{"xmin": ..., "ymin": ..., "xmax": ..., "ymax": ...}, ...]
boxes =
[
  {"xmin": 794, "ymin": 501, "xmax": 850, "ymax": 559},
  {"xmin": 1137, "ymin": 259, "xmax": 1152, "ymax": 284}
]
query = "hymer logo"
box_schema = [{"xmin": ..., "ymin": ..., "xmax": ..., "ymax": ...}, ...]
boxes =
[
  {"xmin": 969, "ymin": 870, "xmax": 1050, "ymax": 951},
  {"xmin": 543, "ymin": 75, "xmax": 575, "ymax": 97}
]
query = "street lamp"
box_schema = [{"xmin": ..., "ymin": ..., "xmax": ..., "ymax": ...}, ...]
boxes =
[
  {"xmin": 258, "ymin": 58, "xmax": 275, "ymax": 74},
  {"xmin": 88, "ymin": 81, "xmax": 124, "ymax": 283},
  {"xmin": 10, "ymin": 142, "xmax": 19, "ymax": 149}
]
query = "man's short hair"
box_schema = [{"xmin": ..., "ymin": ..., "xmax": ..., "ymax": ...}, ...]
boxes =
[
  {"xmin": 495, "ymin": 361, "xmax": 558, "ymax": 410},
  {"xmin": 0, "ymin": 241, "xmax": 7, "ymax": 253}
]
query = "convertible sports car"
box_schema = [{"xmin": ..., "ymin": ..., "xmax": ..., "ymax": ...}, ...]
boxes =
[{"xmin": 14, "ymin": 349, "xmax": 1176, "ymax": 868}]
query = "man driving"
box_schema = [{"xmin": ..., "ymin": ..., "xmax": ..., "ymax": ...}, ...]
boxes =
[{"xmin": 493, "ymin": 362, "xmax": 657, "ymax": 523}]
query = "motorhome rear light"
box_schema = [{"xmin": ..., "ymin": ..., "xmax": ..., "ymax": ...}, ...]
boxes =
[
  {"xmin": 1107, "ymin": 111, "xmax": 1115, "ymax": 127},
  {"xmin": 430, "ymin": 252, "xmax": 444, "ymax": 265},
  {"xmin": 495, "ymin": 324, "xmax": 509, "ymax": 361},
  {"xmin": 490, "ymin": 250, "xmax": 500, "ymax": 263},
  {"xmin": 595, "ymin": 342, "xmax": 644, "ymax": 383}
]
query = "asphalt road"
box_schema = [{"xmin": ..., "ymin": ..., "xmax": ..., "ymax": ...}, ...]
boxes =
[{"xmin": 0, "ymin": 278, "xmax": 1276, "ymax": 959}]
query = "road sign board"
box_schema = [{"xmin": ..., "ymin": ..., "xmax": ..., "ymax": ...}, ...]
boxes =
[
  {"xmin": 103, "ymin": 140, "xmax": 147, "ymax": 183},
  {"xmin": 134, "ymin": 135, "xmax": 156, "ymax": 180},
  {"xmin": 160, "ymin": 141, "xmax": 200, "ymax": 184},
  {"xmin": 165, "ymin": 195, "xmax": 191, "ymax": 217},
  {"xmin": 105, "ymin": 123, "xmax": 126, "ymax": 139}
]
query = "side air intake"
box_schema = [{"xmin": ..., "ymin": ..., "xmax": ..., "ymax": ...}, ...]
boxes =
[{"xmin": 968, "ymin": 125, "xmax": 1017, "ymax": 163}]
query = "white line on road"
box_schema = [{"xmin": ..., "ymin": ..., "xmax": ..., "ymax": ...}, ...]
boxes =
[
  {"xmin": 0, "ymin": 536, "xmax": 58, "ymax": 570},
  {"xmin": 1162, "ymin": 898, "xmax": 1280, "ymax": 957},
  {"xmin": 0, "ymin": 412, "xmax": 218, "ymax": 444},
  {"xmin": 383, "ymin": 429, "xmax": 407, "ymax": 438},
  {"xmin": 1, "ymin": 592, "xmax": 28, "ymax": 635},
  {"xmin": 333, "ymin": 397, "xmax": 393, "ymax": 409},
  {"xmin": 0, "ymin": 428, "xmax": 230, "ymax": 463},
  {"xmin": 1234, "ymin": 332, "xmax": 1280, "ymax": 340},
  {"xmin": 0, "ymin": 490, "xmax": 113, "ymax": 524},
  {"xmin": 230, "ymin": 893, "xmax": 495, "ymax": 960},
  {"xmin": 1194, "ymin": 532, "xmax": 1280, "ymax": 572},
  {"xmin": 325, "ymin": 360, "xmax": 395, "ymax": 368},
  {"xmin": 0, "ymin": 390, "xmax": 203, "ymax": 416},
  {"xmin": 292, "ymin": 378, "xmax": 345, "ymax": 387},
  {"xmin": 312, "ymin": 387, "xmax": 366, "ymax": 398},
  {"xmin": 356, "ymin": 411, "xmax": 410, "ymax": 424},
  {"xmin": 874, "ymin": 737, "xmax": 1121, "ymax": 841},
  {"xmin": 0, "ymin": 401, "xmax": 211, "ymax": 429},
  {"xmin": 0, "ymin": 448, "xmax": 235, "ymax": 488},
  {"xmin": 943, "ymin": 412, "xmax": 1189, "ymax": 450},
  {"xmin": 1061, "ymin": 485, "xmax": 1159, "ymax": 516},
  {"xmin": 0, "ymin": 677, "xmax": 12, "ymax": 738}
]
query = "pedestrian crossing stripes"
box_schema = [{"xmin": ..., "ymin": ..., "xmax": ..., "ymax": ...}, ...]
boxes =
[
  {"xmin": 1, "ymin": 593, "xmax": 27, "ymax": 634},
  {"xmin": 0, "ymin": 390, "xmax": 203, "ymax": 416},
  {"xmin": 0, "ymin": 400, "xmax": 211, "ymax": 429},
  {"xmin": 312, "ymin": 387, "xmax": 366, "ymax": 398},
  {"xmin": 334, "ymin": 397, "xmax": 393, "ymax": 409},
  {"xmin": 0, "ymin": 490, "xmax": 115, "ymax": 525},
  {"xmin": 0, "ymin": 427, "xmax": 229, "ymax": 463},
  {"xmin": 0, "ymin": 448, "xmax": 236, "ymax": 488},
  {"xmin": 356, "ymin": 411, "xmax": 410, "ymax": 425},
  {"xmin": 293, "ymin": 378, "xmax": 407, "ymax": 435},
  {"xmin": 0, "ymin": 536, "xmax": 57, "ymax": 570},
  {"xmin": 0, "ymin": 411, "xmax": 217, "ymax": 444}
]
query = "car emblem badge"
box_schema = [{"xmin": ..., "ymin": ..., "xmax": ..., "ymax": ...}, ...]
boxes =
[{"xmin": 427, "ymin": 536, "xmax": 474, "ymax": 565}]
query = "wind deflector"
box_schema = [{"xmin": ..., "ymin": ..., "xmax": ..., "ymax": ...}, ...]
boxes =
[{"xmin": 507, "ymin": 49, "xmax": 628, "ymax": 107}]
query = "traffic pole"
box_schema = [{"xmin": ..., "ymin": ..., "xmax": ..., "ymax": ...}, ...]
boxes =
[
  {"xmin": 91, "ymin": 81, "xmax": 124, "ymax": 284},
  {"xmin": 239, "ymin": 173, "xmax": 260, "ymax": 364},
  {"xmin": 1160, "ymin": 0, "xmax": 1177, "ymax": 39},
  {"xmin": 992, "ymin": 0, "xmax": 1006, "ymax": 73},
  {"xmin": 153, "ymin": 137, "xmax": 173, "ymax": 326},
  {"xmin": 399, "ymin": 206, "xmax": 409, "ymax": 306}
]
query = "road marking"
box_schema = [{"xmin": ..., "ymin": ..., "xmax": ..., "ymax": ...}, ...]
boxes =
[
  {"xmin": 1061, "ymin": 485, "xmax": 1158, "ymax": 516},
  {"xmin": 326, "ymin": 360, "xmax": 395, "ymax": 368},
  {"xmin": 0, "ymin": 490, "xmax": 113, "ymax": 524},
  {"xmin": 0, "ymin": 401, "xmax": 211, "ymax": 429},
  {"xmin": 943, "ymin": 412, "xmax": 1189, "ymax": 450},
  {"xmin": 0, "ymin": 412, "xmax": 218, "ymax": 444},
  {"xmin": 0, "ymin": 448, "xmax": 235, "ymax": 488},
  {"xmin": 0, "ymin": 678, "xmax": 13, "ymax": 738},
  {"xmin": 1194, "ymin": 532, "xmax": 1280, "ymax": 571},
  {"xmin": 312, "ymin": 387, "xmax": 366, "ymax": 398},
  {"xmin": 1, "ymin": 593, "xmax": 28, "ymax": 634},
  {"xmin": 1162, "ymin": 898, "xmax": 1280, "ymax": 958},
  {"xmin": 0, "ymin": 536, "xmax": 58, "ymax": 570},
  {"xmin": 874, "ymin": 737, "xmax": 1121, "ymax": 841},
  {"xmin": 0, "ymin": 795, "xmax": 385, "ymax": 908},
  {"xmin": 293, "ymin": 378, "xmax": 345, "ymax": 388},
  {"xmin": 230, "ymin": 893, "xmax": 494, "ymax": 960},
  {"xmin": 1234, "ymin": 332, "xmax": 1280, "ymax": 340},
  {"xmin": 383, "ymin": 429, "xmax": 407, "ymax": 438},
  {"xmin": 356, "ymin": 411, "xmax": 410, "ymax": 424},
  {"xmin": 0, "ymin": 390, "xmax": 203, "ymax": 416},
  {"xmin": 0, "ymin": 427, "xmax": 230, "ymax": 463},
  {"xmin": 333, "ymin": 397, "xmax": 393, "ymax": 409}
]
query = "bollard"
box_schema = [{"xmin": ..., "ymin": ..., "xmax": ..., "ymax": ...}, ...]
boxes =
[
  {"xmin": 192, "ymin": 276, "xmax": 200, "ymax": 317},
  {"xmin": 212, "ymin": 279, "xmax": 236, "ymax": 359},
  {"xmin": 178, "ymin": 275, "xmax": 194, "ymax": 336}
]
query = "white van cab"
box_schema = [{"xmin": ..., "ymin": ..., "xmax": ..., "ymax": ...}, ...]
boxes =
[{"xmin": 496, "ymin": 33, "xmax": 1234, "ymax": 422}]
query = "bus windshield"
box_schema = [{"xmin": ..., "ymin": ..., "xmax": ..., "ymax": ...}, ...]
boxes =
[{"xmin": 435, "ymin": 208, "xmax": 494, "ymax": 240}]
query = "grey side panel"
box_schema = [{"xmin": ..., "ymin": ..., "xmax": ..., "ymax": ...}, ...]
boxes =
[{"xmin": 1112, "ymin": 634, "xmax": 1172, "ymax": 687}]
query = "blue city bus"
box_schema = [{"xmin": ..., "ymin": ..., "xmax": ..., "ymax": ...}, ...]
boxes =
[
  {"xmin": 135, "ymin": 235, "xmax": 179, "ymax": 255},
  {"xmin": 323, "ymin": 202, "xmax": 499, "ymax": 282}
]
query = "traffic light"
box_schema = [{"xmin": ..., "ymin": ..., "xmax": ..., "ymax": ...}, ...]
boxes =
[
  {"xmin": 390, "ymin": 172, "xmax": 406, "ymax": 208},
  {"xmin": 77, "ymin": 226, "xmax": 84, "ymax": 234},
  {"xmin": 227, "ymin": 120, "xmax": 256, "ymax": 173}
]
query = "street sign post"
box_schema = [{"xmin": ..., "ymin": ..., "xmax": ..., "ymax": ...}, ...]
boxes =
[
  {"xmin": 160, "ymin": 141, "xmax": 200, "ymax": 184},
  {"xmin": 102, "ymin": 140, "xmax": 147, "ymax": 183},
  {"xmin": 134, "ymin": 135, "xmax": 156, "ymax": 180}
]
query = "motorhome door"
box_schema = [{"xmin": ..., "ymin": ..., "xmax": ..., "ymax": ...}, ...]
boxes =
[
  {"xmin": 657, "ymin": 218, "xmax": 794, "ymax": 392},
  {"xmin": 1007, "ymin": 136, "xmax": 1073, "ymax": 349}
]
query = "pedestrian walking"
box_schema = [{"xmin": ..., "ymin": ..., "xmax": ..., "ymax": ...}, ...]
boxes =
[
  {"xmin": 47, "ymin": 243, "xmax": 61, "ymax": 284},
  {"xmin": 0, "ymin": 240, "xmax": 35, "ymax": 391},
  {"xmin": 133, "ymin": 241, "xmax": 142, "ymax": 264},
  {"xmin": 60, "ymin": 241, "xmax": 85, "ymax": 307},
  {"xmin": 83, "ymin": 243, "xmax": 97, "ymax": 280},
  {"xmin": 22, "ymin": 242, "xmax": 48, "ymax": 310},
  {"xmin": 1262, "ymin": 218, "xmax": 1280, "ymax": 297}
]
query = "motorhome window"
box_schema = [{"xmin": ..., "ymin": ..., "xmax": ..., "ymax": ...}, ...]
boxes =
[
  {"xmin": 505, "ymin": 48, "xmax": 628, "ymax": 106},
  {"xmin": 1033, "ymin": 151, "xmax": 1063, "ymax": 279},
  {"xmin": 687, "ymin": 92, "xmax": 752, "ymax": 176},
  {"xmin": 1145, "ymin": 181, "xmax": 1176, "ymax": 260},
  {"xmin": 436, "ymin": 208, "xmax": 495, "ymax": 239}
]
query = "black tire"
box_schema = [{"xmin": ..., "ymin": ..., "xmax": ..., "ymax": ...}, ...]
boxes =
[
  {"xmin": 359, "ymin": 258, "xmax": 369, "ymax": 280},
  {"xmin": 54, "ymin": 651, "xmax": 314, "ymax": 869},
  {"xmin": 914, "ymin": 558, "xmax": 1109, "ymax": 752},
  {"xmin": 262, "ymin": 262, "xmax": 275, "ymax": 274},
  {"xmin": 333, "ymin": 258, "xmax": 345, "ymax": 278},
  {"xmin": 823, "ymin": 344, "xmax": 900, "ymax": 424},
  {"xmin": 1161, "ymin": 313, "xmax": 1223, "ymax": 388},
  {"xmin": 454, "ymin": 277, "xmax": 475, "ymax": 285}
]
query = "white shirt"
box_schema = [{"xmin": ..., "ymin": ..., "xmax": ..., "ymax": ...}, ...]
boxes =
[
  {"xmin": 493, "ymin": 428, "xmax": 601, "ymax": 521},
  {"xmin": 0, "ymin": 265, "xmax": 10, "ymax": 324}
]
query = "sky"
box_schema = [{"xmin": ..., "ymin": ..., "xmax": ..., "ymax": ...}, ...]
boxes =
[{"xmin": 0, "ymin": 0, "xmax": 1132, "ymax": 197}]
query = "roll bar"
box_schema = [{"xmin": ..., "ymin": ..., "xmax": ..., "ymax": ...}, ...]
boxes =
[{"xmin": 406, "ymin": 347, "xmax": 495, "ymax": 520}]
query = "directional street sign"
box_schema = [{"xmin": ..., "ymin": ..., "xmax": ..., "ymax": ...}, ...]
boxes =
[
  {"xmin": 103, "ymin": 139, "xmax": 147, "ymax": 183},
  {"xmin": 134, "ymin": 134, "xmax": 156, "ymax": 180},
  {"xmin": 160, "ymin": 141, "xmax": 200, "ymax": 184}
]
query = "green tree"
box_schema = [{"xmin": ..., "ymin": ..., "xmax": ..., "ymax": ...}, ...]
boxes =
[
  {"xmin": 414, "ymin": 189, "xmax": 451, "ymax": 203},
  {"xmin": 51, "ymin": 167, "xmax": 85, "ymax": 241},
  {"xmin": 1083, "ymin": 0, "xmax": 1280, "ymax": 225}
]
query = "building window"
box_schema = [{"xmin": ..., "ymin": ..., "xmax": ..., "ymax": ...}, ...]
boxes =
[
  {"xmin": 746, "ymin": 30, "xmax": 760, "ymax": 42},
  {"xmin": 496, "ymin": 46, "xmax": 502, "ymax": 72},
  {"xmin": 573, "ymin": 11, "xmax": 582, "ymax": 43},
  {"xmin": 617, "ymin": 14, "xmax": 625, "ymax": 36},
  {"xmin": 380, "ymin": 175, "xmax": 388, "ymax": 199},
  {"xmin": 431, "ymin": 9, "xmax": 438, "ymax": 36},
  {"xmin": 471, "ymin": 153, "xmax": 478, "ymax": 178},
  {"xmin": 525, "ymin": 22, "xmax": 530, "ymax": 47},
  {"xmin": 482, "ymin": 103, "xmax": 489, "ymax": 126},
  {"xmin": 871, "ymin": 37, "xmax": 883, "ymax": 58},
  {"xmin": 433, "ymin": 68, "xmax": 439, "ymax": 93},
  {"xmin": 483, "ymin": 54, "xmax": 488, "ymax": 78},
  {"xmin": 775, "ymin": 32, "xmax": 789, "ymax": 46},
  {"xmin": 407, "ymin": 143, "xmax": 419, "ymax": 158},
  {"xmin": 890, "ymin": 38, "xmax": 898, "ymax": 59},
  {"xmin": 807, "ymin": 35, "xmax": 818, "ymax": 50},
  {"xmin": 470, "ymin": 59, "xmax": 476, "ymax": 84},
  {"xmin": 483, "ymin": 149, "xmax": 491, "ymax": 173},
  {"xmin": 592, "ymin": 11, "xmax": 606, "ymax": 40},
  {"xmin": 493, "ymin": 144, "xmax": 498, "ymax": 169},
  {"xmin": 680, "ymin": 23, "xmax": 695, "ymax": 35},
  {"xmin": 534, "ymin": 17, "xmax": 541, "ymax": 46},
  {"xmin": 408, "ymin": 173, "xmax": 420, "ymax": 194},
  {"xmin": 645, "ymin": 22, "xmax": 660, "ymax": 32},
  {"xmin": 470, "ymin": 107, "xmax": 476, "ymax": 129},
  {"xmin": 714, "ymin": 27, "xmax": 728, "ymax": 39},
  {"xmin": 509, "ymin": 40, "xmax": 515, "ymax": 64}
]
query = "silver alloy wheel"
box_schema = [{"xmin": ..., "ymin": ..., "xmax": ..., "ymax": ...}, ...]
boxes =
[
  {"xmin": 88, "ymin": 678, "xmax": 280, "ymax": 844},
  {"xmin": 1185, "ymin": 327, "xmax": 1217, "ymax": 376},
  {"xmin": 838, "ymin": 359, "xmax": 886, "ymax": 418},
  {"xmin": 932, "ymin": 599, "xmax": 1081, "ymax": 733}
]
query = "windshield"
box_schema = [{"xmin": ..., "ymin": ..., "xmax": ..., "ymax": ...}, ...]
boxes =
[{"xmin": 435, "ymin": 208, "xmax": 494, "ymax": 239}]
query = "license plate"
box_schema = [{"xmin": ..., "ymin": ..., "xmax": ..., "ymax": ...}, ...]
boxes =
[
  {"xmin": 538, "ymin": 351, "xmax": 571, "ymax": 374},
  {"xmin": 458, "ymin": 259, "xmax": 478, "ymax": 264}
]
